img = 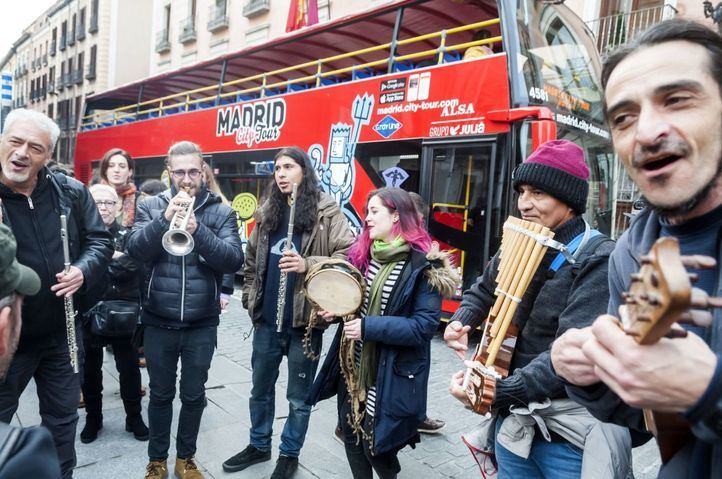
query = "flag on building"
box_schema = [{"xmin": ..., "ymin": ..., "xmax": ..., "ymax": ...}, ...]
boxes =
[
  {"xmin": 1, "ymin": 73, "xmax": 12, "ymax": 103},
  {"xmin": 286, "ymin": 0, "xmax": 319, "ymax": 32}
]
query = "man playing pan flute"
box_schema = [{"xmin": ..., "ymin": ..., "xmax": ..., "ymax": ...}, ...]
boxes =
[
  {"xmin": 551, "ymin": 20, "xmax": 722, "ymax": 478},
  {"xmin": 446, "ymin": 140, "xmax": 632, "ymax": 478}
]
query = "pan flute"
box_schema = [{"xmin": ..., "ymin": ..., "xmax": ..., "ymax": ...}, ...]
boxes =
[{"xmin": 463, "ymin": 216, "xmax": 555, "ymax": 415}]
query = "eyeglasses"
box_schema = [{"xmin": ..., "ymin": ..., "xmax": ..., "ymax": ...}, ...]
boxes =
[
  {"xmin": 95, "ymin": 200, "xmax": 117, "ymax": 208},
  {"xmin": 170, "ymin": 169, "xmax": 202, "ymax": 180}
]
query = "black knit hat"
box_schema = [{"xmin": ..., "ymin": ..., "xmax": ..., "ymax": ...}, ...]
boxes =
[{"xmin": 512, "ymin": 140, "xmax": 589, "ymax": 214}]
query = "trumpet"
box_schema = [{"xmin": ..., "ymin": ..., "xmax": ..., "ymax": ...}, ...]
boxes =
[{"xmin": 162, "ymin": 190, "xmax": 196, "ymax": 256}]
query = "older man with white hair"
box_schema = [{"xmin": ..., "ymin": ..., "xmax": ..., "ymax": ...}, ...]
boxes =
[{"xmin": 0, "ymin": 108, "xmax": 113, "ymax": 478}]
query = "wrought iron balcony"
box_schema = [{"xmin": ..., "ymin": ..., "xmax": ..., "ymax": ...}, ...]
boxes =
[
  {"xmin": 156, "ymin": 30, "xmax": 171, "ymax": 53},
  {"xmin": 586, "ymin": 4, "xmax": 677, "ymax": 53},
  {"xmin": 243, "ymin": 0, "xmax": 269, "ymax": 19},
  {"xmin": 86, "ymin": 63, "xmax": 96, "ymax": 80},
  {"xmin": 60, "ymin": 35, "xmax": 67, "ymax": 50},
  {"xmin": 72, "ymin": 69, "xmax": 83, "ymax": 85},
  {"xmin": 77, "ymin": 22, "xmax": 86, "ymax": 41},
  {"xmin": 57, "ymin": 75, "xmax": 65, "ymax": 90},
  {"xmin": 179, "ymin": 18, "xmax": 197, "ymax": 43},
  {"xmin": 208, "ymin": 4, "xmax": 229, "ymax": 32}
]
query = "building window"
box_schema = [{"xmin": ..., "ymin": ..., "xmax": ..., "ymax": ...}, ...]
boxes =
[
  {"xmin": 318, "ymin": 0, "xmax": 330, "ymax": 22},
  {"xmin": 179, "ymin": 0, "xmax": 197, "ymax": 43},
  {"xmin": 156, "ymin": 4, "xmax": 172, "ymax": 53},
  {"xmin": 78, "ymin": 8, "xmax": 86, "ymax": 40},
  {"xmin": 245, "ymin": 24, "xmax": 269, "ymax": 46},
  {"xmin": 89, "ymin": 0, "xmax": 99, "ymax": 33},
  {"xmin": 69, "ymin": 14, "xmax": 76, "ymax": 45},
  {"xmin": 61, "ymin": 21, "xmax": 67, "ymax": 50},
  {"xmin": 87, "ymin": 45, "xmax": 97, "ymax": 80}
]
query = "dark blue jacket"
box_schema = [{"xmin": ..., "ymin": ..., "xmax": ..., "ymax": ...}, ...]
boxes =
[
  {"xmin": 566, "ymin": 207, "xmax": 722, "ymax": 478},
  {"xmin": 308, "ymin": 249, "xmax": 456, "ymax": 455},
  {"xmin": 126, "ymin": 188, "xmax": 243, "ymax": 327}
]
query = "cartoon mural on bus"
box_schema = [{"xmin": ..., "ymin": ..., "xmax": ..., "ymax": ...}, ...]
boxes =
[{"xmin": 309, "ymin": 93, "xmax": 374, "ymax": 229}]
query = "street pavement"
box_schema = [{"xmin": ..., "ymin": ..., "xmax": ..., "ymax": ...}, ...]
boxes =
[{"xmin": 13, "ymin": 294, "xmax": 662, "ymax": 478}]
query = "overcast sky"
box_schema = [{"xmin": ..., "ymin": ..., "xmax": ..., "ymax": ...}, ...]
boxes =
[{"xmin": 0, "ymin": 0, "xmax": 57, "ymax": 63}]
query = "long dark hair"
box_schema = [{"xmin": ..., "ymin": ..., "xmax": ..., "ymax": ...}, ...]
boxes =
[
  {"xmin": 100, "ymin": 148, "xmax": 135, "ymax": 183},
  {"xmin": 262, "ymin": 147, "xmax": 320, "ymax": 233},
  {"xmin": 348, "ymin": 188, "xmax": 432, "ymax": 273}
]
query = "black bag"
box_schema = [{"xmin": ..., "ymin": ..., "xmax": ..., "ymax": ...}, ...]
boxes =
[{"xmin": 88, "ymin": 300, "xmax": 140, "ymax": 337}]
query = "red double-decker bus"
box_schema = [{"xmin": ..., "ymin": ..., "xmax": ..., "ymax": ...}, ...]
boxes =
[{"xmin": 74, "ymin": 0, "xmax": 615, "ymax": 316}]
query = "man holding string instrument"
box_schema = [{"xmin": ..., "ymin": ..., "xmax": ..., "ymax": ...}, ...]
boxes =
[
  {"xmin": 223, "ymin": 147, "xmax": 353, "ymax": 479},
  {"xmin": 127, "ymin": 141, "xmax": 243, "ymax": 479},
  {"xmin": 551, "ymin": 20, "xmax": 722, "ymax": 478},
  {"xmin": 446, "ymin": 140, "xmax": 632, "ymax": 478},
  {"xmin": 0, "ymin": 109, "xmax": 113, "ymax": 478}
]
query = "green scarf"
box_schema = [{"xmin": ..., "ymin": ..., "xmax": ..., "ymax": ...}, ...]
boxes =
[{"xmin": 358, "ymin": 237, "xmax": 410, "ymax": 393}]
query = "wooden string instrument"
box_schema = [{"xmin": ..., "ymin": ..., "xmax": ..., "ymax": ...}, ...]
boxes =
[
  {"xmin": 463, "ymin": 217, "xmax": 554, "ymax": 415},
  {"xmin": 619, "ymin": 237, "xmax": 722, "ymax": 463}
]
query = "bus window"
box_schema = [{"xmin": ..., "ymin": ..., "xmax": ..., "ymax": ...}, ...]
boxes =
[
  {"xmin": 424, "ymin": 142, "xmax": 497, "ymax": 294},
  {"xmin": 355, "ymin": 141, "xmax": 422, "ymax": 194}
]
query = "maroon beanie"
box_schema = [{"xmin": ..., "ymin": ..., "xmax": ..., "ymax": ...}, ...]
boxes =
[{"xmin": 512, "ymin": 139, "xmax": 589, "ymax": 214}]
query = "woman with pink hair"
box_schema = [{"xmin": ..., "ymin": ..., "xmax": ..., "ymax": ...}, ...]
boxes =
[{"xmin": 308, "ymin": 187, "xmax": 457, "ymax": 479}]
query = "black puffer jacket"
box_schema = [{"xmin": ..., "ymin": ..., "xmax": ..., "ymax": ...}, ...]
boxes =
[{"xmin": 126, "ymin": 188, "xmax": 243, "ymax": 327}]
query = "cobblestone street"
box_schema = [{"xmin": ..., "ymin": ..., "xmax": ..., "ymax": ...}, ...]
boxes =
[{"xmin": 13, "ymin": 294, "xmax": 661, "ymax": 478}]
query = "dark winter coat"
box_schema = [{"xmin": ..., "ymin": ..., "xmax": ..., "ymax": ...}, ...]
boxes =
[
  {"xmin": 450, "ymin": 216, "xmax": 615, "ymax": 411},
  {"xmin": 126, "ymin": 187, "xmax": 243, "ymax": 327},
  {"xmin": 0, "ymin": 168, "xmax": 113, "ymax": 347},
  {"xmin": 308, "ymin": 248, "xmax": 458, "ymax": 455},
  {"xmin": 242, "ymin": 192, "xmax": 354, "ymax": 328},
  {"xmin": 566, "ymin": 207, "xmax": 722, "ymax": 478}
]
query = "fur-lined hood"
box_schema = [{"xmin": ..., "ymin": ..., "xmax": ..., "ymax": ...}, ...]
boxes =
[{"xmin": 424, "ymin": 242, "xmax": 460, "ymax": 299}]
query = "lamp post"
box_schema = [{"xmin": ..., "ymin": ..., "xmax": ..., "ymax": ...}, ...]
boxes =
[{"xmin": 703, "ymin": 1, "xmax": 722, "ymax": 34}]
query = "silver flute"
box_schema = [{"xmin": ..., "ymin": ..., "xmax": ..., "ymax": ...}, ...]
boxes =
[
  {"xmin": 276, "ymin": 182, "xmax": 298, "ymax": 333},
  {"xmin": 60, "ymin": 215, "xmax": 79, "ymax": 374}
]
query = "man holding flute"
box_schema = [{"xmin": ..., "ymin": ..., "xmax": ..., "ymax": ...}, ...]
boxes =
[
  {"xmin": 223, "ymin": 147, "xmax": 353, "ymax": 479},
  {"xmin": 445, "ymin": 140, "xmax": 631, "ymax": 477},
  {"xmin": 0, "ymin": 109, "xmax": 113, "ymax": 478},
  {"xmin": 127, "ymin": 141, "xmax": 243, "ymax": 479}
]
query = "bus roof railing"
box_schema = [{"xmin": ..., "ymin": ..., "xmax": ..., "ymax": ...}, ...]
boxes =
[{"xmin": 81, "ymin": 17, "xmax": 501, "ymax": 130}]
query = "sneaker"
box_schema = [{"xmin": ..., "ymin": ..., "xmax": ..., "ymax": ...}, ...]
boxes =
[
  {"xmin": 418, "ymin": 416, "xmax": 446, "ymax": 434},
  {"xmin": 270, "ymin": 455, "xmax": 299, "ymax": 479},
  {"xmin": 144, "ymin": 460, "xmax": 168, "ymax": 479},
  {"xmin": 222, "ymin": 444, "xmax": 271, "ymax": 473},
  {"xmin": 333, "ymin": 425, "xmax": 344, "ymax": 445},
  {"xmin": 80, "ymin": 414, "xmax": 103, "ymax": 444},
  {"xmin": 126, "ymin": 414, "xmax": 149, "ymax": 441},
  {"xmin": 174, "ymin": 456, "xmax": 203, "ymax": 479}
]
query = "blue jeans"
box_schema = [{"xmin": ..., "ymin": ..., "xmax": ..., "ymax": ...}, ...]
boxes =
[
  {"xmin": 494, "ymin": 416, "xmax": 583, "ymax": 479},
  {"xmin": 249, "ymin": 325, "xmax": 322, "ymax": 457},
  {"xmin": 144, "ymin": 325, "xmax": 216, "ymax": 461}
]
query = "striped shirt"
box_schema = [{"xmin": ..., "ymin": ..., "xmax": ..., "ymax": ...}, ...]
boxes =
[{"xmin": 355, "ymin": 258, "xmax": 406, "ymax": 417}]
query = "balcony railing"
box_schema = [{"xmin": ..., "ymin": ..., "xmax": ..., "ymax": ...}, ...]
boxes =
[
  {"xmin": 57, "ymin": 75, "xmax": 65, "ymax": 90},
  {"xmin": 48, "ymin": 80, "xmax": 55, "ymax": 94},
  {"xmin": 156, "ymin": 30, "xmax": 171, "ymax": 53},
  {"xmin": 77, "ymin": 22, "xmax": 86, "ymax": 41},
  {"xmin": 243, "ymin": 0, "xmax": 269, "ymax": 18},
  {"xmin": 208, "ymin": 4, "xmax": 229, "ymax": 32},
  {"xmin": 60, "ymin": 35, "xmax": 67, "ymax": 50},
  {"xmin": 179, "ymin": 18, "xmax": 197, "ymax": 43},
  {"xmin": 586, "ymin": 4, "xmax": 677, "ymax": 53},
  {"xmin": 89, "ymin": 13, "xmax": 98, "ymax": 33},
  {"xmin": 68, "ymin": 30, "xmax": 75, "ymax": 46},
  {"xmin": 86, "ymin": 63, "xmax": 96, "ymax": 80}
]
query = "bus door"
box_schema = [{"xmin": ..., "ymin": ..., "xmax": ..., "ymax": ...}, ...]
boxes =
[{"xmin": 421, "ymin": 141, "xmax": 499, "ymax": 303}]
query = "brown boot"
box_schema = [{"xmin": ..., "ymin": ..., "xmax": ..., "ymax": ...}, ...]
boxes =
[
  {"xmin": 144, "ymin": 460, "xmax": 168, "ymax": 479},
  {"xmin": 174, "ymin": 457, "xmax": 204, "ymax": 479}
]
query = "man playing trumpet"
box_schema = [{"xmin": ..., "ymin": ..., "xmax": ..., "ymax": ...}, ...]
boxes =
[
  {"xmin": 446, "ymin": 140, "xmax": 631, "ymax": 477},
  {"xmin": 127, "ymin": 141, "xmax": 243, "ymax": 479}
]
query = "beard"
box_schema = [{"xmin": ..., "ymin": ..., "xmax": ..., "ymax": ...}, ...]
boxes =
[{"xmin": 650, "ymin": 157, "xmax": 722, "ymax": 218}]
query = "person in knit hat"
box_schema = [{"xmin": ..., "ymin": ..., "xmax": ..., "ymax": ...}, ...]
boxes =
[{"xmin": 444, "ymin": 140, "xmax": 632, "ymax": 478}]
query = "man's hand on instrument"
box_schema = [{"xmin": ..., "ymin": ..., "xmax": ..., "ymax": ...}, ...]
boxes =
[
  {"xmin": 551, "ymin": 326, "xmax": 600, "ymax": 386},
  {"xmin": 343, "ymin": 318, "xmax": 362, "ymax": 340},
  {"xmin": 52, "ymin": 266, "xmax": 84, "ymax": 297},
  {"xmin": 186, "ymin": 210, "xmax": 197, "ymax": 234},
  {"xmin": 279, "ymin": 250, "xmax": 306, "ymax": 273},
  {"xmin": 449, "ymin": 364, "xmax": 478, "ymax": 407},
  {"xmin": 444, "ymin": 320, "xmax": 471, "ymax": 360},
  {"xmin": 164, "ymin": 190, "xmax": 192, "ymax": 222},
  {"xmin": 581, "ymin": 314, "xmax": 717, "ymax": 412},
  {"xmin": 317, "ymin": 310, "xmax": 336, "ymax": 323}
]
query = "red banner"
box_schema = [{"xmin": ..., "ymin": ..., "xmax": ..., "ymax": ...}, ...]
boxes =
[
  {"xmin": 286, "ymin": 0, "xmax": 319, "ymax": 32},
  {"xmin": 76, "ymin": 55, "xmax": 511, "ymax": 168}
]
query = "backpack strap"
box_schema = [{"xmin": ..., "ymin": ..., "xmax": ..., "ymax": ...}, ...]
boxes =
[
  {"xmin": 0, "ymin": 423, "xmax": 21, "ymax": 471},
  {"xmin": 549, "ymin": 220, "xmax": 605, "ymax": 272}
]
